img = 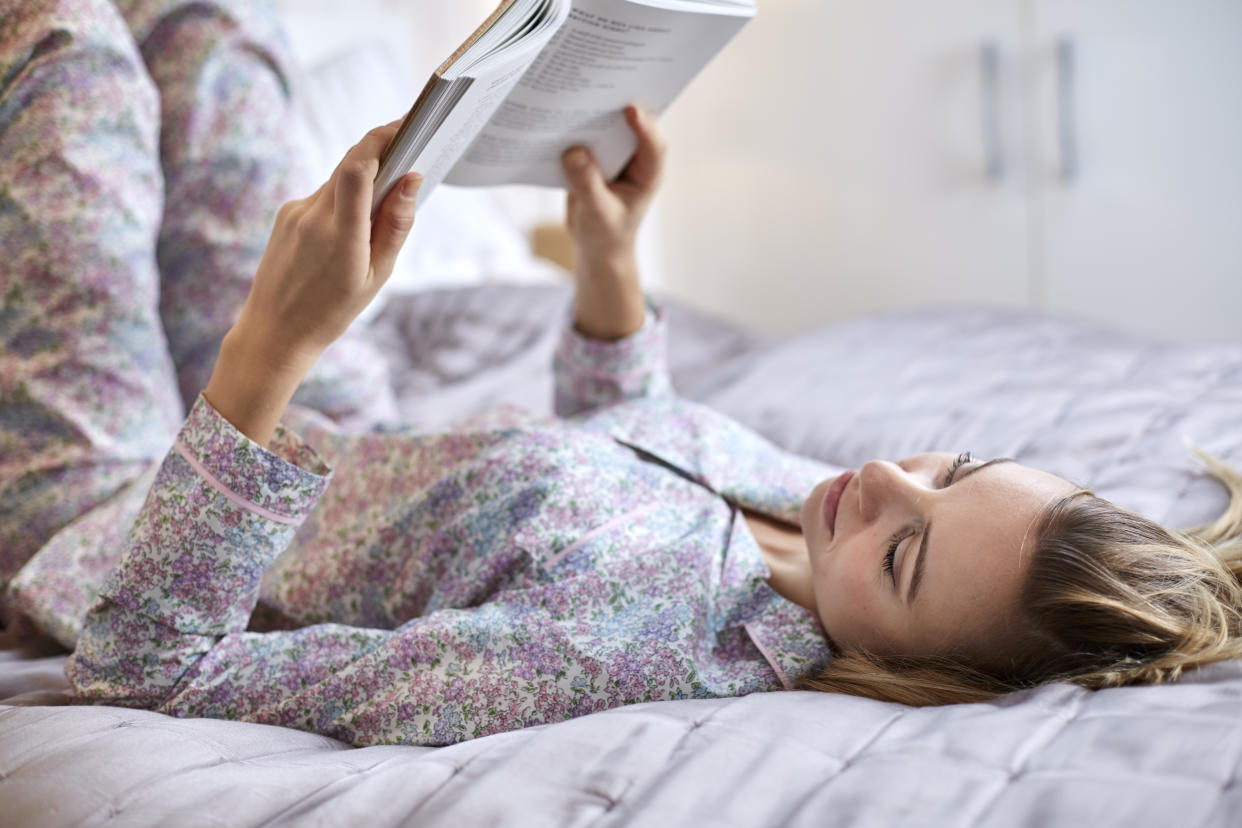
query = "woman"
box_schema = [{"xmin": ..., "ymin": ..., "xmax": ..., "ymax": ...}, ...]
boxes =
[{"xmin": 4, "ymin": 0, "xmax": 1241, "ymax": 747}]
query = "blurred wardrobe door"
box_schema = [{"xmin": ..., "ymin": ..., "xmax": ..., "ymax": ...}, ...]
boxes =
[
  {"xmin": 1032, "ymin": 0, "xmax": 1242, "ymax": 343},
  {"xmin": 658, "ymin": 0, "xmax": 1032, "ymax": 333}
]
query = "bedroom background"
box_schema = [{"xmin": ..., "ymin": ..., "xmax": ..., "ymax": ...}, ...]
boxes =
[{"xmin": 276, "ymin": 0, "xmax": 1242, "ymax": 343}]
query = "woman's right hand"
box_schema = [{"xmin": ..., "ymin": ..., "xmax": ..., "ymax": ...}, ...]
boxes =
[
  {"xmin": 238, "ymin": 119, "xmax": 421, "ymax": 365},
  {"xmin": 204, "ymin": 121, "xmax": 422, "ymax": 445}
]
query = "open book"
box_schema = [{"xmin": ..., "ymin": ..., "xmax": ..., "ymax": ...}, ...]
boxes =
[{"xmin": 371, "ymin": 0, "xmax": 755, "ymax": 215}]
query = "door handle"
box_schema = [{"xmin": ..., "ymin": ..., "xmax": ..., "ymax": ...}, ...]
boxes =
[
  {"xmin": 1056, "ymin": 37, "xmax": 1079, "ymax": 182},
  {"xmin": 980, "ymin": 40, "xmax": 1004, "ymax": 182}
]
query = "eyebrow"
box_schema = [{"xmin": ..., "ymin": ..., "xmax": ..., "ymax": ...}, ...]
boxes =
[{"xmin": 907, "ymin": 458, "xmax": 1016, "ymax": 605}]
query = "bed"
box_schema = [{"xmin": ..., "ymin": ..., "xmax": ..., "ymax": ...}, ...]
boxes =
[{"xmin": 3, "ymin": 282, "xmax": 1242, "ymax": 827}]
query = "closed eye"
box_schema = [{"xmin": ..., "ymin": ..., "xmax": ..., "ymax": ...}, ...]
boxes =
[
  {"xmin": 884, "ymin": 453, "xmax": 1008, "ymax": 595},
  {"xmin": 903, "ymin": 455, "xmax": 1020, "ymax": 605},
  {"xmin": 942, "ymin": 451, "xmax": 973, "ymax": 487}
]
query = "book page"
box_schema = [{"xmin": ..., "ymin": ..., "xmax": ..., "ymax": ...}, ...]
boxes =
[{"xmin": 444, "ymin": 0, "xmax": 752, "ymax": 188}]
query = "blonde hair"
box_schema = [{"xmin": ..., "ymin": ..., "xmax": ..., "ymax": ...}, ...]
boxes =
[{"xmin": 797, "ymin": 445, "xmax": 1242, "ymax": 706}]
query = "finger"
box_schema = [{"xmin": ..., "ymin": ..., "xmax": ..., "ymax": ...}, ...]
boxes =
[
  {"xmin": 617, "ymin": 104, "xmax": 667, "ymax": 190},
  {"xmin": 562, "ymin": 146, "xmax": 613, "ymax": 215},
  {"xmin": 370, "ymin": 172, "xmax": 422, "ymax": 281},
  {"xmin": 330, "ymin": 120, "xmax": 404, "ymax": 229}
]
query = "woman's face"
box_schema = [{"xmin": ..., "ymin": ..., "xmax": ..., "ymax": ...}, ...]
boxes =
[{"xmin": 800, "ymin": 452, "xmax": 1078, "ymax": 663}]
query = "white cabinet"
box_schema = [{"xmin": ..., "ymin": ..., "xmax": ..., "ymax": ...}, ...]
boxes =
[
  {"xmin": 657, "ymin": 0, "xmax": 1242, "ymax": 343},
  {"xmin": 1032, "ymin": 0, "xmax": 1242, "ymax": 342},
  {"xmin": 658, "ymin": 0, "xmax": 1031, "ymax": 332}
]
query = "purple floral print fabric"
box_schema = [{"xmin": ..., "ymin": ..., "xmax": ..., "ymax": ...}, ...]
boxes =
[
  {"xmin": 1, "ymin": 0, "xmax": 186, "ymax": 590},
  {"xmin": 66, "ymin": 313, "xmax": 836, "ymax": 747},
  {"xmin": 0, "ymin": 0, "xmax": 395, "ymax": 591},
  {"xmin": 3, "ymin": 0, "xmax": 838, "ymax": 748}
]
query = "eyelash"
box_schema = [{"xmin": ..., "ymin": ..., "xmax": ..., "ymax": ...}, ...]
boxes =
[
  {"xmin": 943, "ymin": 451, "xmax": 974, "ymax": 488},
  {"xmin": 881, "ymin": 451, "xmax": 974, "ymax": 584}
]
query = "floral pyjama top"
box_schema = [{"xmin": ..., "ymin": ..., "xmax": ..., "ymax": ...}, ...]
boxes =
[{"xmin": 1, "ymin": 0, "xmax": 836, "ymax": 748}]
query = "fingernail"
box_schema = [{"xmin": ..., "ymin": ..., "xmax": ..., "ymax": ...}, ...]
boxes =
[
  {"xmin": 564, "ymin": 148, "xmax": 589, "ymax": 170},
  {"xmin": 401, "ymin": 174, "xmax": 423, "ymax": 199}
]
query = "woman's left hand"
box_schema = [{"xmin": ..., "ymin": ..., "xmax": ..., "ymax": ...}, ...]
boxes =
[
  {"xmin": 562, "ymin": 104, "xmax": 665, "ymax": 265},
  {"xmin": 205, "ymin": 121, "xmax": 421, "ymax": 444},
  {"xmin": 561, "ymin": 104, "xmax": 666, "ymax": 340}
]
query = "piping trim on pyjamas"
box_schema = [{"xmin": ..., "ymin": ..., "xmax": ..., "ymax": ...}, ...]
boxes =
[
  {"xmin": 744, "ymin": 622, "xmax": 792, "ymax": 691},
  {"xmin": 543, "ymin": 503, "xmax": 662, "ymax": 569},
  {"xmin": 173, "ymin": 439, "xmax": 304, "ymax": 526}
]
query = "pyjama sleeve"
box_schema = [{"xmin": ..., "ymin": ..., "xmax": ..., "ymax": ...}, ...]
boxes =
[
  {"xmin": 552, "ymin": 302, "xmax": 673, "ymax": 418},
  {"xmin": 66, "ymin": 395, "xmax": 340, "ymax": 708}
]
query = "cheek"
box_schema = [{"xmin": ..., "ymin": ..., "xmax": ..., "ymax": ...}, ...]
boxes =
[{"xmin": 814, "ymin": 544, "xmax": 884, "ymax": 639}]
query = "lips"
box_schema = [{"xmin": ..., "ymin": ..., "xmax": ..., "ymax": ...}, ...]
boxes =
[{"xmin": 822, "ymin": 470, "xmax": 855, "ymax": 535}]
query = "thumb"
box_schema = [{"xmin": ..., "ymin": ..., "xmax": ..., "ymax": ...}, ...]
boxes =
[
  {"xmin": 562, "ymin": 147, "xmax": 612, "ymax": 211},
  {"xmin": 370, "ymin": 173, "xmax": 421, "ymax": 280}
]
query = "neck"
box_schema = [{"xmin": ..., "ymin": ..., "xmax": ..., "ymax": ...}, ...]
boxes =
[{"xmin": 743, "ymin": 510, "xmax": 818, "ymax": 613}]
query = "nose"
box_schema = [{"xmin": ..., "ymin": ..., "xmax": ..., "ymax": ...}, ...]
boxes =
[{"xmin": 856, "ymin": 459, "xmax": 920, "ymax": 522}]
